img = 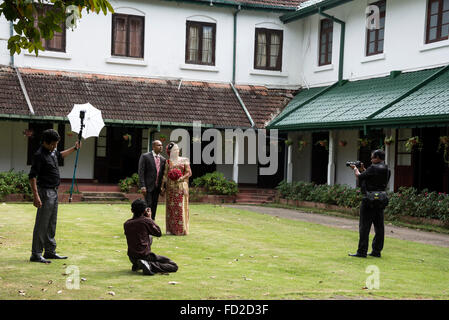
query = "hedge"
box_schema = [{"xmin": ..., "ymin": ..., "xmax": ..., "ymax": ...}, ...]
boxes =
[
  {"xmin": 0, "ymin": 170, "xmax": 32, "ymax": 200},
  {"xmin": 276, "ymin": 181, "xmax": 449, "ymax": 222}
]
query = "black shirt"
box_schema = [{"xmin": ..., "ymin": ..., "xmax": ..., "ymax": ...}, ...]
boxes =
[
  {"xmin": 28, "ymin": 146, "xmax": 63, "ymax": 188},
  {"xmin": 124, "ymin": 216, "xmax": 162, "ymax": 259},
  {"xmin": 358, "ymin": 161, "xmax": 391, "ymax": 194}
]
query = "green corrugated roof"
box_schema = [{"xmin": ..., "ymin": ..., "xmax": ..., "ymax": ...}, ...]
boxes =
[
  {"xmin": 268, "ymin": 66, "xmax": 449, "ymax": 130},
  {"xmin": 373, "ymin": 68, "xmax": 449, "ymax": 121}
]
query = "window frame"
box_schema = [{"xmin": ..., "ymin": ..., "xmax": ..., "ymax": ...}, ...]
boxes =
[
  {"xmin": 34, "ymin": 4, "xmax": 66, "ymax": 52},
  {"xmin": 111, "ymin": 13, "xmax": 145, "ymax": 59},
  {"xmin": 426, "ymin": 0, "xmax": 449, "ymax": 44},
  {"xmin": 253, "ymin": 28, "xmax": 284, "ymax": 71},
  {"xmin": 185, "ymin": 20, "xmax": 217, "ymax": 66},
  {"xmin": 318, "ymin": 19, "xmax": 333, "ymax": 66},
  {"xmin": 366, "ymin": 0, "xmax": 386, "ymax": 56}
]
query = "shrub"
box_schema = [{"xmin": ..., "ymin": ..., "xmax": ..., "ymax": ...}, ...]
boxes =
[
  {"xmin": 192, "ymin": 172, "xmax": 238, "ymax": 196},
  {"xmin": 118, "ymin": 173, "xmax": 140, "ymax": 193},
  {"xmin": 277, "ymin": 181, "xmax": 449, "ymax": 222},
  {"xmin": 0, "ymin": 170, "xmax": 32, "ymax": 199}
]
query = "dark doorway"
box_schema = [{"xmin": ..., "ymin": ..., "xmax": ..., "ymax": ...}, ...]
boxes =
[
  {"xmin": 27, "ymin": 123, "xmax": 65, "ymax": 166},
  {"xmin": 412, "ymin": 127, "xmax": 449, "ymax": 193},
  {"xmin": 358, "ymin": 129, "xmax": 385, "ymax": 170},
  {"xmin": 94, "ymin": 127, "xmax": 142, "ymax": 183},
  {"xmin": 257, "ymin": 132, "xmax": 286, "ymax": 188},
  {"xmin": 311, "ymin": 132, "xmax": 329, "ymax": 185}
]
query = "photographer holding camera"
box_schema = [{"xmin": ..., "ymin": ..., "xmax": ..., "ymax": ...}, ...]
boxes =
[{"xmin": 348, "ymin": 149, "xmax": 391, "ymax": 258}]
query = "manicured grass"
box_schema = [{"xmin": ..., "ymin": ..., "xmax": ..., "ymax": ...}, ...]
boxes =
[{"xmin": 0, "ymin": 203, "xmax": 448, "ymax": 300}]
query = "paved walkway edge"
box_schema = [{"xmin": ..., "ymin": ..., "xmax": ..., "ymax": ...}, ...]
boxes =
[{"xmin": 226, "ymin": 205, "xmax": 449, "ymax": 248}]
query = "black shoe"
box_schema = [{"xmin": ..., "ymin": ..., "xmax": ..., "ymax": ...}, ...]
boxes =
[
  {"xmin": 30, "ymin": 255, "xmax": 51, "ymax": 264},
  {"xmin": 137, "ymin": 259, "xmax": 155, "ymax": 275},
  {"xmin": 131, "ymin": 264, "xmax": 141, "ymax": 272},
  {"xmin": 43, "ymin": 253, "xmax": 68, "ymax": 259},
  {"xmin": 369, "ymin": 252, "xmax": 381, "ymax": 258},
  {"xmin": 348, "ymin": 253, "xmax": 367, "ymax": 258}
]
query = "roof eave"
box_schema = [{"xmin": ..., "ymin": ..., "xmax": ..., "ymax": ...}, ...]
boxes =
[
  {"xmin": 280, "ymin": 0, "xmax": 354, "ymax": 23},
  {"xmin": 162, "ymin": 0, "xmax": 298, "ymax": 12}
]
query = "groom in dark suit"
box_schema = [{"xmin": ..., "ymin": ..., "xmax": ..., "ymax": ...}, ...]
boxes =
[{"xmin": 138, "ymin": 140, "xmax": 166, "ymax": 220}]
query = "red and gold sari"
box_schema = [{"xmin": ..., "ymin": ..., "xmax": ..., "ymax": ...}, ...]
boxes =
[{"xmin": 162, "ymin": 158, "xmax": 189, "ymax": 235}]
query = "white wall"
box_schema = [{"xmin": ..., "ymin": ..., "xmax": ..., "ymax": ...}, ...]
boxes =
[
  {"xmin": 289, "ymin": 131, "xmax": 313, "ymax": 182},
  {"xmin": 334, "ymin": 129, "xmax": 359, "ymax": 188},
  {"xmin": 300, "ymin": 0, "xmax": 449, "ymax": 87},
  {"xmin": 0, "ymin": 15, "xmax": 11, "ymax": 66},
  {"xmin": 0, "ymin": 121, "xmax": 95, "ymax": 179},
  {"xmin": 3, "ymin": 0, "xmax": 301, "ymax": 89}
]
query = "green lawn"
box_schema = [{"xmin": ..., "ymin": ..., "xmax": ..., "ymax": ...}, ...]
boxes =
[{"xmin": 0, "ymin": 203, "xmax": 448, "ymax": 300}]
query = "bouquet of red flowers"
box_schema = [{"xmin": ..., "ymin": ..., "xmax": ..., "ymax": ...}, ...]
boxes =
[{"xmin": 168, "ymin": 168, "xmax": 183, "ymax": 181}]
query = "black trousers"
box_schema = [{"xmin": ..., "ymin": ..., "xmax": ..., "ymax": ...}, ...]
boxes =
[
  {"xmin": 357, "ymin": 198, "xmax": 385, "ymax": 256},
  {"xmin": 129, "ymin": 253, "xmax": 178, "ymax": 274},
  {"xmin": 145, "ymin": 188, "xmax": 160, "ymax": 220},
  {"xmin": 31, "ymin": 188, "xmax": 58, "ymax": 256}
]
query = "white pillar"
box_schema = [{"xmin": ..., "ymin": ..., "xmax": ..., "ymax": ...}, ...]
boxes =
[
  {"xmin": 232, "ymin": 138, "xmax": 239, "ymax": 183},
  {"xmin": 287, "ymin": 144, "xmax": 293, "ymax": 183},
  {"xmin": 327, "ymin": 130, "xmax": 336, "ymax": 186},
  {"xmin": 385, "ymin": 128, "xmax": 396, "ymax": 191}
]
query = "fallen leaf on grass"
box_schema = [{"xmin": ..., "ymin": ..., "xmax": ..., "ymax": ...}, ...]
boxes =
[
  {"xmin": 81, "ymin": 278, "xmax": 87, "ymax": 282},
  {"xmin": 47, "ymin": 280, "xmax": 53, "ymax": 285},
  {"xmin": 243, "ymin": 276, "xmax": 252, "ymax": 281},
  {"xmin": 57, "ymin": 290, "xmax": 63, "ymax": 294},
  {"xmin": 41, "ymin": 288, "xmax": 47, "ymax": 292},
  {"xmin": 362, "ymin": 287, "xmax": 368, "ymax": 290},
  {"xmin": 168, "ymin": 281, "xmax": 179, "ymax": 285},
  {"xmin": 18, "ymin": 290, "xmax": 25, "ymax": 296},
  {"xmin": 108, "ymin": 291, "xmax": 115, "ymax": 296}
]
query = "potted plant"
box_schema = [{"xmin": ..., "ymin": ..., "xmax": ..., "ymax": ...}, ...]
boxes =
[
  {"xmin": 159, "ymin": 134, "xmax": 167, "ymax": 142},
  {"xmin": 298, "ymin": 140, "xmax": 308, "ymax": 152},
  {"xmin": 316, "ymin": 139, "xmax": 328, "ymax": 150},
  {"xmin": 123, "ymin": 134, "xmax": 132, "ymax": 147},
  {"xmin": 358, "ymin": 138, "xmax": 370, "ymax": 149},
  {"xmin": 405, "ymin": 136, "xmax": 421, "ymax": 152},
  {"xmin": 338, "ymin": 140, "xmax": 347, "ymax": 147},
  {"xmin": 284, "ymin": 139, "xmax": 293, "ymax": 146},
  {"xmin": 384, "ymin": 136, "xmax": 394, "ymax": 146},
  {"xmin": 438, "ymin": 136, "xmax": 449, "ymax": 164},
  {"xmin": 23, "ymin": 129, "xmax": 33, "ymax": 138}
]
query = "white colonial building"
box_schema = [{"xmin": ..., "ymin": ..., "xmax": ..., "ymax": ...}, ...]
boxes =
[{"xmin": 0, "ymin": 0, "xmax": 448, "ymax": 193}]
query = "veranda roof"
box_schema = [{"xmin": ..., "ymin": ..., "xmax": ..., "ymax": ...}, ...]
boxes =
[{"xmin": 267, "ymin": 65, "xmax": 449, "ymax": 131}]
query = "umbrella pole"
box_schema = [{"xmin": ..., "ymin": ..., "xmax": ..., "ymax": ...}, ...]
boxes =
[{"xmin": 69, "ymin": 111, "xmax": 85, "ymax": 203}]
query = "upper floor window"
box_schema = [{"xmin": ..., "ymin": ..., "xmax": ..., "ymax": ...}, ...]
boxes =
[
  {"xmin": 319, "ymin": 19, "xmax": 333, "ymax": 66},
  {"xmin": 34, "ymin": 4, "xmax": 66, "ymax": 52},
  {"xmin": 185, "ymin": 21, "xmax": 216, "ymax": 65},
  {"xmin": 254, "ymin": 28, "xmax": 283, "ymax": 71},
  {"xmin": 426, "ymin": 0, "xmax": 449, "ymax": 43},
  {"xmin": 112, "ymin": 14, "xmax": 145, "ymax": 58},
  {"xmin": 366, "ymin": 0, "xmax": 386, "ymax": 56}
]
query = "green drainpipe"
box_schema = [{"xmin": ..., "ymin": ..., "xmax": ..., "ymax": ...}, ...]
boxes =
[{"xmin": 318, "ymin": 8, "xmax": 345, "ymax": 85}]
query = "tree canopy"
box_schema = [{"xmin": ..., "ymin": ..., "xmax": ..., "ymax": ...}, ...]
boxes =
[{"xmin": 0, "ymin": 0, "xmax": 114, "ymax": 56}]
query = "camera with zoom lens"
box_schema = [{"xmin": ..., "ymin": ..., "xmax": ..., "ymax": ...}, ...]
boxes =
[{"xmin": 346, "ymin": 161, "xmax": 362, "ymax": 168}]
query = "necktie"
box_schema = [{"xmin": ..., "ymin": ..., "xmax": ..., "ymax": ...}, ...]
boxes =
[{"xmin": 155, "ymin": 155, "xmax": 160, "ymax": 186}]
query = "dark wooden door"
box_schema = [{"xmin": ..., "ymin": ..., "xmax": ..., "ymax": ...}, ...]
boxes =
[
  {"xmin": 257, "ymin": 132, "xmax": 286, "ymax": 188},
  {"xmin": 311, "ymin": 132, "xmax": 329, "ymax": 185},
  {"xmin": 94, "ymin": 127, "xmax": 142, "ymax": 183}
]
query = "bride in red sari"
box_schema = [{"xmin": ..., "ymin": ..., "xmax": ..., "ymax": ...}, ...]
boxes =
[{"xmin": 161, "ymin": 142, "xmax": 192, "ymax": 235}]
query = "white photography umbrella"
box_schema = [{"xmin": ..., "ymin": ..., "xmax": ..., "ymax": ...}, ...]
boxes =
[
  {"xmin": 67, "ymin": 102, "xmax": 105, "ymax": 202},
  {"xmin": 68, "ymin": 102, "xmax": 105, "ymax": 139}
]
